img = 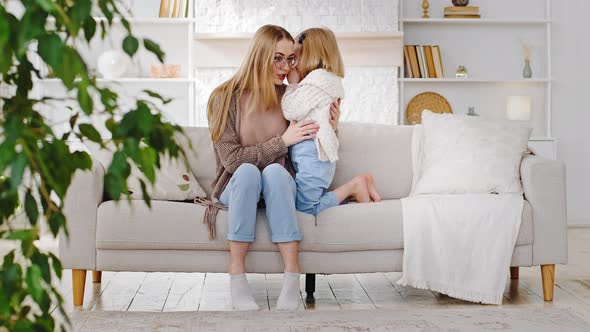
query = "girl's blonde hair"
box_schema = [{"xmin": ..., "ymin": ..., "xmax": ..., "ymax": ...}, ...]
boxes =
[
  {"xmin": 207, "ymin": 25, "xmax": 294, "ymax": 143},
  {"xmin": 296, "ymin": 28, "xmax": 345, "ymax": 79}
]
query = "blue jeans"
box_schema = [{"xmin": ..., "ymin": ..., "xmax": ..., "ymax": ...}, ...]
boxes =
[
  {"xmin": 289, "ymin": 139, "xmax": 339, "ymax": 216},
  {"xmin": 219, "ymin": 163, "xmax": 302, "ymax": 243}
]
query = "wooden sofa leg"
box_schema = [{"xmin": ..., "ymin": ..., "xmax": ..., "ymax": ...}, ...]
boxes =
[
  {"xmin": 72, "ymin": 269, "xmax": 87, "ymax": 306},
  {"xmin": 510, "ymin": 267, "xmax": 519, "ymax": 279},
  {"xmin": 92, "ymin": 271, "xmax": 102, "ymax": 283},
  {"xmin": 541, "ymin": 264, "xmax": 555, "ymax": 301},
  {"xmin": 305, "ymin": 274, "xmax": 316, "ymax": 297}
]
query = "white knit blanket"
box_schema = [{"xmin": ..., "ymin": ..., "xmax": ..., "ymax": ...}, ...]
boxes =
[{"xmin": 397, "ymin": 193, "xmax": 524, "ymax": 304}]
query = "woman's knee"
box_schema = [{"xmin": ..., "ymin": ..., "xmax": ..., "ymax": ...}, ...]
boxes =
[
  {"xmin": 261, "ymin": 164, "xmax": 295, "ymax": 193},
  {"xmin": 230, "ymin": 163, "xmax": 262, "ymax": 191}
]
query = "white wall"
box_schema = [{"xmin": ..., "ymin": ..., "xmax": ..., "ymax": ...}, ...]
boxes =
[
  {"xmin": 193, "ymin": 0, "xmax": 400, "ymax": 127},
  {"xmin": 552, "ymin": 0, "xmax": 590, "ymax": 226}
]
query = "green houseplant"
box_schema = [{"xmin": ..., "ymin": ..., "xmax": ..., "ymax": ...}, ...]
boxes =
[{"xmin": 0, "ymin": 0, "xmax": 186, "ymax": 330}]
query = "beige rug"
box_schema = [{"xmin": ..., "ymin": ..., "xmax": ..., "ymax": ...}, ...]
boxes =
[{"xmin": 70, "ymin": 308, "xmax": 590, "ymax": 331}]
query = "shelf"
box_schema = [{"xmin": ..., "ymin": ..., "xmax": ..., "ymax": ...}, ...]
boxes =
[
  {"xmin": 36, "ymin": 78, "xmax": 194, "ymax": 84},
  {"xmin": 529, "ymin": 137, "xmax": 556, "ymax": 142},
  {"xmin": 47, "ymin": 17, "xmax": 195, "ymax": 25},
  {"xmin": 93, "ymin": 17, "xmax": 195, "ymax": 25},
  {"xmin": 400, "ymin": 78, "xmax": 551, "ymax": 83},
  {"xmin": 194, "ymin": 31, "xmax": 403, "ymax": 40},
  {"xmin": 401, "ymin": 18, "xmax": 550, "ymax": 24}
]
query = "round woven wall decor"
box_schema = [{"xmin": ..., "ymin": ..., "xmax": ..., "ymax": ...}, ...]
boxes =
[{"xmin": 405, "ymin": 92, "xmax": 453, "ymax": 125}]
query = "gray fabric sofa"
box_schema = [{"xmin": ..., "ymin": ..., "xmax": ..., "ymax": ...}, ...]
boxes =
[{"xmin": 59, "ymin": 124, "xmax": 568, "ymax": 306}]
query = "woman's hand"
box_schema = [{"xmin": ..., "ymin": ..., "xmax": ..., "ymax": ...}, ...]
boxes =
[
  {"xmin": 329, "ymin": 99, "xmax": 341, "ymax": 131},
  {"xmin": 281, "ymin": 120, "xmax": 319, "ymax": 147},
  {"xmin": 287, "ymin": 68, "xmax": 301, "ymax": 84}
]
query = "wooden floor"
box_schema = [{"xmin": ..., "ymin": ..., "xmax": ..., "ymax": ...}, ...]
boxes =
[{"xmin": 50, "ymin": 228, "xmax": 590, "ymax": 318}]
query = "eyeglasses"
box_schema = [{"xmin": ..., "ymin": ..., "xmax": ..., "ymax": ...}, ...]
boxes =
[{"xmin": 273, "ymin": 55, "xmax": 298, "ymax": 69}]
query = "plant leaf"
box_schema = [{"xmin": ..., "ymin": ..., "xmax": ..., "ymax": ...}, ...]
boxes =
[
  {"xmin": 24, "ymin": 190, "xmax": 39, "ymax": 225},
  {"xmin": 143, "ymin": 38, "xmax": 165, "ymax": 63},
  {"xmin": 122, "ymin": 35, "xmax": 139, "ymax": 57},
  {"xmin": 25, "ymin": 265, "xmax": 43, "ymax": 302},
  {"xmin": 37, "ymin": 33, "xmax": 63, "ymax": 72},
  {"xmin": 77, "ymin": 82, "xmax": 93, "ymax": 114},
  {"xmin": 10, "ymin": 153, "xmax": 27, "ymax": 190},
  {"xmin": 35, "ymin": 0, "xmax": 57, "ymax": 12},
  {"xmin": 144, "ymin": 89, "xmax": 172, "ymax": 104},
  {"xmin": 49, "ymin": 253, "xmax": 63, "ymax": 279},
  {"xmin": 78, "ymin": 123, "xmax": 101, "ymax": 143},
  {"xmin": 83, "ymin": 17, "xmax": 97, "ymax": 43},
  {"xmin": 139, "ymin": 178, "xmax": 151, "ymax": 208}
]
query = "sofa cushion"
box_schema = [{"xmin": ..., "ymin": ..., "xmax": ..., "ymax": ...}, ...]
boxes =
[
  {"xmin": 96, "ymin": 200, "xmax": 317, "ymax": 252},
  {"xmin": 96, "ymin": 199, "xmax": 533, "ymax": 252},
  {"xmin": 315, "ymin": 199, "xmax": 533, "ymax": 249},
  {"xmin": 330, "ymin": 123, "xmax": 414, "ymax": 200},
  {"xmin": 180, "ymin": 124, "xmax": 416, "ymax": 200}
]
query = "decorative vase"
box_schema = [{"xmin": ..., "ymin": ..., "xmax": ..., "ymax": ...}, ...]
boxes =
[
  {"xmin": 522, "ymin": 59, "xmax": 532, "ymax": 78},
  {"xmin": 97, "ymin": 50, "xmax": 131, "ymax": 79},
  {"xmin": 452, "ymin": 0, "xmax": 469, "ymax": 6},
  {"xmin": 467, "ymin": 106, "xmax": 479, "ymax": 116},
  {"xmin": 455, "ymin": 65, "xmax": 468, "ymax": 78},
  {"xmin": 422, "ymin": 0, "xmax": 430, "ymax": 18}
]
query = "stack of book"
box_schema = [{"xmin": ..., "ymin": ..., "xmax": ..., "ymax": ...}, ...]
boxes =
[
  {"xmin": 444, "ymin": 6, "xmax": 481, "ymax": 19},
  {"xmin": 159, "ymin": 0, "xmax": 190, "ymax": 18},
  {"xmin": 404, "ymin": 45, "xmax": 444, "ymax": 79}
]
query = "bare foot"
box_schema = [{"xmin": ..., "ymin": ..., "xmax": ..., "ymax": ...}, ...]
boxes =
[
  {"xmin": 350, "ymin": 175, "xmax": 371, "ymax": 203},
  {"xmin": 363, "ymin": 174, "xmax": 382, "ymax": 202}
]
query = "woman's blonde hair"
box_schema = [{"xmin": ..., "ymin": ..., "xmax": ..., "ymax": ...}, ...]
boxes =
[
  {"xmin": 296, "ymin": 28, "xmax": 345, "ymax": 79},
  {"xmin": 207, "ymin": 25, "xmax": 294, "ymax": 143}
]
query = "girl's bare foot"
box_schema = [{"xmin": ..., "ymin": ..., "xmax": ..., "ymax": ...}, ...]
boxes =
[
  {"xmin": 350, "ymin": 175, "xmax": 371, "ymax": 203},
  {"xmin": 363, "ymin": 174, "xmax": 382, "ymax": 202}
]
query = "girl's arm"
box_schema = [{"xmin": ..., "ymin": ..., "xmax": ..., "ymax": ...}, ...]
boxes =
[{"xmin": 281, "ymin": 83, "xmax": 325, "ymax": 121}]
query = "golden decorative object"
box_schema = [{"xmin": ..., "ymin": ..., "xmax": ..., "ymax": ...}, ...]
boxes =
[
  {"xmin": 422, "ymin": 0, "xmax": 430, "ymax": 18},
  {"xmin": 406, "ymin": 92, "xmax": 453, "ymax": 125}
]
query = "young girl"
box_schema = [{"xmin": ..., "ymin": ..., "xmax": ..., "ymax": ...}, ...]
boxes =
[{"xmin": 282, "ymin": 28, "xmax": 381, "ymax": 216}]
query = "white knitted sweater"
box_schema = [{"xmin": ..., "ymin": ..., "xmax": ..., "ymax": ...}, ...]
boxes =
[{"xmin": 281, "ymin": 69, "xmax": 345, "ymax": 162}]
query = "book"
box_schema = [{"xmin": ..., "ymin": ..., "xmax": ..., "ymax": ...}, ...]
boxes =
[
  {"xmin": 415, "ymin": 46, "xmax": 423, "ymax": 78},
  {"xmin": 444, "ymin": 14, "xmax": 481, "ymax": 18},
  {"xmin": 404, "ymin": 46, "xmax": 413, "ymax": 78},
  {"xmin": 408, "ymin": 45, "xmax": 421, "ymax": 79},
  {"xmin": 171, "ymin": 0, "xmax": 180, "ymax": 17},
  {"xmin": 432, "ymin": 45, "xmax": 444, "ymax": 78},
  {"xmin": 419, "ymin": 46, "xmax": 428, "ymax": 78},
  {"xmin": 424, "ymin": 46, "xmax": 436, "ymax": 78},
  {"xmin": 159, "ymin": 0, "xmax": 170, "ymax": 17},
  {"xmin": 444, "ymin": 6, "xmax": 480, "ymax": 14}
]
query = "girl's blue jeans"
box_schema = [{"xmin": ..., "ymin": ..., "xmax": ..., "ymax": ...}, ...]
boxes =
[{"xmin": 289, "ymin": 139, "xmax": 339, "ymax": 216}]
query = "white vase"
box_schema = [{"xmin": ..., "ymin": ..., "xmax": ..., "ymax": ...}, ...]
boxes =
[{"xmin": 97, "ymin": 50, "xmax": 131, "ymax": 79}]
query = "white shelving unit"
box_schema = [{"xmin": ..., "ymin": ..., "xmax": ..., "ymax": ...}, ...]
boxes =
[
  {"xmin": 37, "ymin": 15, "xmax": 197, "ymax": 130},
  {"xmin": 399, "ymin": 0, "xmax": 555, "ymax": 158}
]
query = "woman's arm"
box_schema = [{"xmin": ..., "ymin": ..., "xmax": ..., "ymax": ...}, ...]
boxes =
[
  {"xmin": 281, "ymin": 83, "xmax": 325, "ymax": 121},
  {"xmin": 214, "ymin": 100, "xmax": 288, "ymax": 174}
]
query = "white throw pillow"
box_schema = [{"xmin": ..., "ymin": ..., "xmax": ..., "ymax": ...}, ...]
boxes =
[
  {"xmin": 87, "ymin": 142, "xmax": 206, "ymax": 201},
  {"xmin": 412, "ymin": 110, "xmax": 532, "ymax": 195}
]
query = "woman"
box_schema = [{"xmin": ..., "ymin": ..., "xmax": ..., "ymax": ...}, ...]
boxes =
[{"xmin": 206, "ymin": 25, "xmax": 375, "ymax": 311}]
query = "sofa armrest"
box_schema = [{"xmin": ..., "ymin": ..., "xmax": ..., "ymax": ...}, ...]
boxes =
[
  {"xmin": 59, "ymin": 158, "xmax": 105, "ymax": 270},
  {"xmin": 520, "ymin": 154, "xmax": 568, "ymax": 265}
]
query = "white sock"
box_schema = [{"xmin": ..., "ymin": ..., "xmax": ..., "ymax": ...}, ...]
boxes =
[
  {"xmin": 276, "ymin": 272, "xmax": 301, "ymax": 311},
  {"xmin": 230, "ymin": 273, "xmax": 259, "ymax": 311}
]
